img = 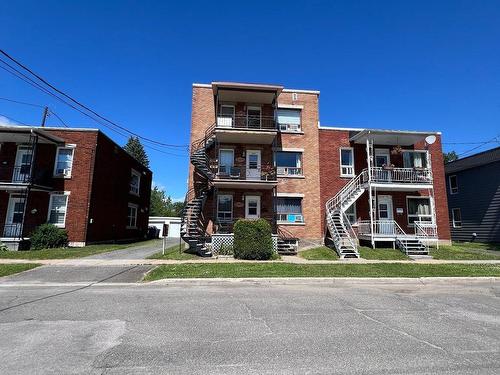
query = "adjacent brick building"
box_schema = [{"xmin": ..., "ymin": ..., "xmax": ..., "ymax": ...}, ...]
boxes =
[
  {"xmin": 0, "ymin": 126, "xmax": 152, "ymax": 249},
  {"xmin": 184, "ymin": 82, "xmax": 451, "ymax": 257}
]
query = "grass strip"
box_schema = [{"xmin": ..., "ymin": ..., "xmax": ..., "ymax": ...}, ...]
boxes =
[
  {"xmin": 0, "ymin": 264, "xmax": 40, "ymax": 277},
  {"xmin": 148, "ymin": 244, "xmax": 200, "ymax": 260},
  {"xmin": 144, "ymin": 263, "xmax": 500, "ymax": 281},
  {"xmin": 431, "ymin": 242, "xmax": 500, "ymax": 260},
  {"xmin": 0, "ymin": 239, "xmax": 159, "ymax": 260}
]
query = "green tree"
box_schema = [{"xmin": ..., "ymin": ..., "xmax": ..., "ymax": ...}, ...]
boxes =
[
  {"xmin": 123, "ymin": 136, "xmax": 150, "ymax": 167},
  {"xmin": 443, "ymin": 151, "xmax": 458, "ymax": 163},
  {"xmin": 150, "ymin": 187, "xmax": 184, "ymax": 217}
]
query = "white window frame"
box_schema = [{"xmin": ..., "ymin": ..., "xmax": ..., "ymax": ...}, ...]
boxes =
[
  {"xmin": 247, "ymin": 105, "xmax": 262, "ymax": 128},
  {"xmin": 276, "ymin": 196, "xmax": 304, "ymax": 224},
  {"xmin": 217, "ymin": 104, "xmax": 235, "ymax": 127},
  {"xmin": 406, "ymin": 196, "xmax": 434, "ymax": 226},
  {"xmin": 130, "ymin": 169, "xmax": 141, "ymax": 196},
  {"xmin": 47, "ymin": 192, "xmax": 70, "ymax": 228},
  {"xmin": 275, "ymin": 151, "xmax": 303, "ymax": 176},
  {"xmin": 452, "ymin": 208, "xmax": 462, "ymax": 228},
  {"xmin": 218, "ymin": 148, "xmax": 234, "ymax": 175},
  {"xmin": 53, "ymin": 146, "xmax": 75, "ymax": 178},
  {"xmin": 277, "ymin": 108, "xmax": 302, "ymax": 133},
  {"xmin": 449, "ymin": 175, "xmax": 458, "ymax": 194},
  {"xmin": 340, "ymin": 147, "xmax": 355, "ymax": 177},
  {"xmin": 217, "ymin": 194, "xmax": 233, "ymax": 223},
  {"xmin": 127, "ymin": 203, "xmax": 138, "ymax": 229}
]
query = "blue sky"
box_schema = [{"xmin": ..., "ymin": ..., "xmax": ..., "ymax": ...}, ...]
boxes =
[{"xmin": 1, "ymin": 0, "xmax": 499, "ymax": 200}]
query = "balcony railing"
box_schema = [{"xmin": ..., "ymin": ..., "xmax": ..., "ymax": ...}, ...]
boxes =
[
  {"xmin": 0, "ymin": 165, "xmax": 32, "ymax": 184},
  {"xmin": 216, "ymin": 115, "xmax": 276, "ymax": 130},
  {"xmin": 2, "ymin": 223, "xmax": 23, "ymax": 238},
  {"xmin": 370, "ymin": 167, "xmax": 433, "ymax": 184},
  {"xmin": 214, "ymin": 164, "xmax": 277, "ymax": 182},
  {"xmin": 358, "ymin": 220, "xmax": 407, "ymax": 237}
]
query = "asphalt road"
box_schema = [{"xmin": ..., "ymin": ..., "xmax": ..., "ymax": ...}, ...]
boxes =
[
  {"xmin": 0, "ymin": 238, "xmax": 179, "ymax": 284},
  {"xmin": 0, "ymin": 279, "xmax": 499, "ymax": 374}
]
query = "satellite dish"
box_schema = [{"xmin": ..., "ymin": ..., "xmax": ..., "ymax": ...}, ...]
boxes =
[{"xmin": 425, "ymin": 135, "xmax": 436, "ymax": 145}]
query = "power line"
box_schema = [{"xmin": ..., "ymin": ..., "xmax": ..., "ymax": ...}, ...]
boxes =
[
  {"xmin": 0, "ymin": 58, "xmax": 188, "ymax": 155},
  {"xmin": 49, "ymin": 110, "xmax": 68, "ymax": 128},
  {"xmin": 0, "ymin": 112, "xmax": 28, "ymax": 125},
  {"xmin": 0, "ymin": 49, "xmax": 188, "ymax": 149},
  {"xmin": 0, "ymin": 97, "xmax": 44, "ymax": 108},
  {"xmin": 458, "ymin": 135, "xmax": 500, "ymax": 157}
]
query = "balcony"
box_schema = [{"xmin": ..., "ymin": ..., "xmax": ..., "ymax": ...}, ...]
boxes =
[
  {"xmin": 0, "ymin": 165, "xmax": 54, "ymax": 190},
  {"xmin": 214, "ymin": 115, "xmax": 278, "ymax": 144},
  {"xmin": 368, "ymin": 167, "xmax": 433, "ymax": 190},
  {"xmin": 212, "ymin": 164, "xmax": 277, "ymax": 189}
]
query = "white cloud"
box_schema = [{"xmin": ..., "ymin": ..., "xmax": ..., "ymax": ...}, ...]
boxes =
[{"xmin": 0, "ymin": 116, "xmax": 19, "ymax": 126}]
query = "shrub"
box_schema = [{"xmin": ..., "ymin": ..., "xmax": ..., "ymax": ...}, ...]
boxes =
[
  {"xmin": 30, "ymin": 224, "xmax": 68, "ymax": 250},
  {"xmin": 0, "ymin": 242, "xmax": 8, "ymax": 252},
  {"xmin": 233, "ymin": 219, "xmax": 274, "ymax": 260},
  {"xmin": 217, "ymin": 243, "xmax": 234, "ymax": 256}
]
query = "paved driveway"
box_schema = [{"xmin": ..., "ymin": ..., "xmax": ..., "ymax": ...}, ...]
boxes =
[
  {"xmin": 0, "ymin": 238, "xmax": 179, "ymax": 284},
  {"xmin": 0, "ymin": 279, "xmax": 499, "ymax": 374}
]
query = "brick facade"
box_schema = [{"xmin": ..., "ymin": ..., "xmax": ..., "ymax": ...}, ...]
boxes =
[{"xmin": 0, "ymin": 128, "xmax": 152, "ymax": 246}]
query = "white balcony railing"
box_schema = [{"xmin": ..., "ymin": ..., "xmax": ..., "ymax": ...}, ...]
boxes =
[
  {"xmin": 370, "ymin": 167, "xmax": 432, "ymax": 184},
  {"xmin": 358, "ymin": 220, "xmax": 407, "ymax": 236}
]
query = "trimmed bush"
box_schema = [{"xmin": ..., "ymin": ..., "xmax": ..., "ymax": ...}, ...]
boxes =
[
  {"xmin": 233, "ymin": 219, "xmax": 274, "ymax": 260},
  {"xmin": 30, "ymin": 224, "xmax": 68, "ymax": 250}
]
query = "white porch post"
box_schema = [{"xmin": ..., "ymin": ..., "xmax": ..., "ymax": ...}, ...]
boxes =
[{"xmin": 366, "ymin": 137, "xmax": 375, "ymax": 248}]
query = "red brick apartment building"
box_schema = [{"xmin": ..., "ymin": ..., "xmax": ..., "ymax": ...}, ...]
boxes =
[
  {"xmin": 0, "ymin": 126, "xmax": 152, "ymax": 250},
  {"xmin": 183, "ymin": 82, "xmax": 450, "ymax": 258}
]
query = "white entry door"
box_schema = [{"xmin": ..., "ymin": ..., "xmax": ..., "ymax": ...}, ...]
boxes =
[
  {"xmin": 374, "ymin": 149, "xmax": 390, "ymax": 167},
  {"xmin": 4, "ymin": 195, "xmax": 25, "ymax": 237},
  {"xmin": 13, "ymin": 147, "xmax": 32, "ymax": 182},
  {"xmin": 245, "ymin": 196, "xmax": 261, "ymax": 219},
  {"xmin": 377, "ymin": 195, "xmax": 394, "ymax": 234},
  {"xmin": 246, "ymin": 150, "xmax": 261, "ymax": 180}
]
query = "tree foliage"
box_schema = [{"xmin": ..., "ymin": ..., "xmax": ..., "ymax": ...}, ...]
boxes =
[
  {"xmin": 123, "ymin": 136, "xmax": 150, "ymax": 167},
  {"xmin": 443, "ymin": 151, "xmax": 458, "ymax": 163},
  {"xmin": 150, "ymin": 186, "xmax": 184, "ymax": 217}
]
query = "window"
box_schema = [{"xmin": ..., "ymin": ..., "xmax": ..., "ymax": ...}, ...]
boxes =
[
  {"xmin": 345, "ymin": 203, "xmax": 357, "ymax": 224},
  {"xmin": 403, "ymin": 151, "xmax": 428, "ymax": 169},
  {"xmin": 277, "ymin": 109, "xmax": 301, "ymax": 132},
  {"xmin": 48, "ymin": 193, "xmax": 69, "ymax": 227},
  {"xmin": 217, "ymin": 195, "xmax": 233, "ymax": 222},
  {"xmin": 276, "ymin": 197, "xmax": 303, "ymax": 223},
  {"xmin": 54, "ymin": 147, "xmax": 74, "ymax": 177},
  {"xmin": 340, "ymin": 148, "xmax": 354, "ymax": 177},
  {"xmin": 449, "ymin": 175, "xmax": 458, "ymax": 194},
  {"xmin": 275, "ymin": 151, "xmax": 302, "ymax": 176},
  {"xmin": 130, "ymin": 169, "xmax": 141, "ymax": 195},
  {"xmin": 127, "ymin": 203, "xmax": 138, "ymax": 228},
  {"xmin": 218, "ymin": 149, "xmax": 234, "ymax": 175},
  {"xmin": 407, "ymin": 197, "xmax": 433, "ymax": 224},
  {"xmin": 217, "ymin": 105, "xmax": 235, "ymax": 127},
  {"xmin": 452, "ymin": 208, "xmax": 462, "ymax": 228}
]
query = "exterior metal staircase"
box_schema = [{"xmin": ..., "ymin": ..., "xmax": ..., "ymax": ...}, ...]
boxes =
[
  {"xmin": 325, "ymin": 170, "xmax": 368, "ymax": 258},
  {"xmin": 180, "ymin": 124, "xmax": 216, "ymax": 256},
  {"xmin": 277, "ymin": 226, "xmax": 299, "ymax": 255}
]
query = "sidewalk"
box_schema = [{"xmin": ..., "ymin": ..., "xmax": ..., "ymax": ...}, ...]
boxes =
[{"xmin": 1, "ymin": 256, "xmax": 500, "ymax": 266}]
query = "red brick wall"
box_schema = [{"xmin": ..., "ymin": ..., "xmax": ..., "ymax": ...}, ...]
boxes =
[{"xmin": 84, "ymin": 131, "xmax": 152, "ymax": 243}]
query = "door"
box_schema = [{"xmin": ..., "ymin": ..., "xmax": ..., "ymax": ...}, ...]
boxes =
[
  {"xmin": 246, "ymin": 150, "xmax": 261, "ymax": 180},
  {"xmin": 374, "ymin": 148, "xmax": 391, "ymax": 182},
  {"xmin": 13, "ymin": 147, "xmax": 32, "ymax": 182},
  {"xmin": 247, "ymin": 106, "xmax": 261, "ymax": 129},
  {"xmin": 219, "ymin": 149, "xmax": 234, "ymax": 176},
  {"xmin": 245, "ymin": 195, "xmax": 261, "ymax": 219},
  {"xmin": 217, "ymin": 105, "xmax": 235, "ymax": 128},
  {"xmin": 377, "ymin": 195, "xmax": 394, "ymax": 234},
  {"xmin": 4, "ymin": 195, "xmax": 25, "ymax": 237}
]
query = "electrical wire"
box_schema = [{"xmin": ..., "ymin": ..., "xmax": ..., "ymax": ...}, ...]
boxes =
[
  {"xmin": 0, "ymin": 112, "xmax": 28, "ymax": 125},
  {"xmin": 0, "ymin": 49, "xmax": 188, "ymax": 149}
]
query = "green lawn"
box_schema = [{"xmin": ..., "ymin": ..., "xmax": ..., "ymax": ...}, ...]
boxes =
[
  {"xmin": 144, "ymin": 263, "xmax": 500, "ymax": 280},
  {"xmin": 359, "ymin": 246, "xmax": 410, "ymax": 260},
  {"xmin": 147, "ymin": 244, "xmax": 200, "ymax": 260},
  {"xmin": 299, "ymin": 246, "xmax": 409, "ymax": 260},
  {"xmin": 0, "ymin": 239, "xmax": 158, "ymax": 260},
  {"xmin": 0, "ymin": 264, "xmax": 40, "ymax": 277},
  {"xmin": 431, "ymin": 242, "xmax": 500, "ymax": 260},
  {"xmin": 299, "ymin": 247, "xmax": 339, "ymax": 260}
]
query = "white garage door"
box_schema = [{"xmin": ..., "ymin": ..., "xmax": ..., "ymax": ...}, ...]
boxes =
[{"xmin": 168, "ymin": 222, "xmax": 181, "ymax": 238}]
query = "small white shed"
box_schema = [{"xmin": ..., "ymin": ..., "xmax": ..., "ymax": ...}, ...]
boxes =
[{"xmin": 148, "ymin": 216, "xmax": 182, "ymax": 238}]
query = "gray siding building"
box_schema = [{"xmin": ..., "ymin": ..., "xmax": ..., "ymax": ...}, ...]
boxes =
[{"xmin": 445, "ymin": 147, "xmax": 500, "ymax": 243}]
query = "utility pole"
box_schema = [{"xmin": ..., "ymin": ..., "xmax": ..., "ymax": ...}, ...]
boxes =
[{"xmin": 40, "ymin": 106, "xmax": 49, "ymax": 127}]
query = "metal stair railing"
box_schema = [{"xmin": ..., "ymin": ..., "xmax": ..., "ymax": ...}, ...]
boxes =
[{"xmin": 326, "ymin": 169, "xmax": 368, "ymax": 214}]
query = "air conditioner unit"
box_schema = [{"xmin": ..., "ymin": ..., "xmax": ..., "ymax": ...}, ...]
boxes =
[{"xmin": 57, "ymin": 168, "xmax": 71, "ymax": 177}]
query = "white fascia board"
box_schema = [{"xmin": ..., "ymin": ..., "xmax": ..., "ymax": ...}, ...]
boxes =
[
  {"xmin": 282, "ymin": 88, "xmax": 320, "ymax": 95},
  {"xmin": 273, "ymin": 147, "xmax": 304, "ymax": 152},
  {"xmin": 277, "ymin": 104, "xmax": 304, "ymax": 109}
]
